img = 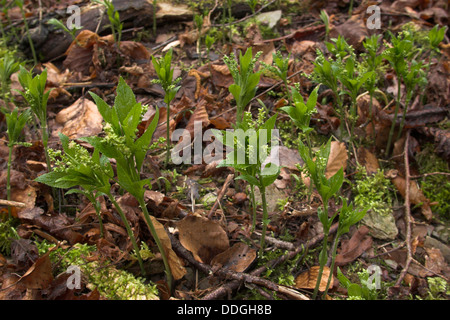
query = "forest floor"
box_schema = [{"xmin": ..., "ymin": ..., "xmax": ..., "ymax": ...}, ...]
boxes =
[{"xmin": 0, "ymin": 0, "xmax": 449, "ymax": 301}]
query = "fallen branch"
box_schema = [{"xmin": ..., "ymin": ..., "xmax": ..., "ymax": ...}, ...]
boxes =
[
  {"xmin": 169, "ymin": 233, "xmax": 309, "ymax": 300},
  {"xmin": 201, "ymin": 223, "xmax": 339, "ymax": 300}
]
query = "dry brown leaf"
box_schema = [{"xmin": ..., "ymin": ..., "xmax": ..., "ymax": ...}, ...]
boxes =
[
  {"xmin": 335, "ymin": 225, "xmax": 373, "ymax": 266},
  {"xmin": 146, "ymin": 215, "xmax": 187, "ymax": 281},
  {"xmin": 119, "ymin": 41, "xmax": 150, "ymax": 60},
  {"xmin": 391, "ymin": 176, "xmax": 433, "ymax": 220},
  {"xmin": 357, "ymin": 147, "xmax": 380, "ymax": 175},
  {"xmin": 210, "ymin": 242, "xmax": 256, "ymax": 273},
  {"xmin": 19, "ymin": 245, "xmax": 58, "ymax": 289},
  {"xmin": 325, "ymin": 141, "xmax": 348, "ymax": 179},
  {"xmin": 295, "ymin": 266, "xmax": 333, "ymax": 292},
  {"xmin": 55, "ymin": 97, "xmax": 103, "ymax": 139},
  {"xmin": 420, "ymin": 247, "xmax": 446, "ymax": 277},
  {"xmin": 177, "ymin": 214, "xmax": 229, "ymax": 264}
]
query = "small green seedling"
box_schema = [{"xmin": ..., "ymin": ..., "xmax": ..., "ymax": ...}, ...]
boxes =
[
  {"xmin": 47, "ymin": 18, "xmax": 83, "ymax": 45},
  {"xmin": 1, "ymin": 107, "xmax": 31, "ymax": 218},
  {"xmin": 16, "ymin": 66, "xmax": 52, "ymax": 171},
  {"xmin": 323, "ymin": 199, "xmax": 367, "ymax": 298},
  {"xmin": 86, "ymin": 77, "xmax": 173, "ymax": 289},
  {"xmin": 362, "ymin": 34, "xmax": 383, "ymax": 140},
  {"xmin": 92, "ymin": 0, "xmax": 123, "ymax": 47},
  {"xmin": 264, "ymin": 51, "xmax": 291, "ymax": 100},
  {"xmin": 205, "ymin": 34, "xmax": 216, "ymax": 61},
  {"xmin": 223, "ymin": 47, "xmax": 263, "ymax": 127},
  {"xmin": 298, "ymin": 138, "xmax": 344, "ymax": 299},
  {"xmin": 337, "ymin": 266, "xmax": 379, "ymax": 300},
  {"xmin": 382, "ymin": 31, "xmax": 416, "ymax": 157},
  {"xmin": 151, "ymin": 48, "xmax": 181, "ymax": 168},
  {"xmin": 337, "ymin": 56, "xmax": 374, "ymax": 139},
  {"xmin": 0, "ymin": 55, "xmax": 20, "ymax": 104},
  {"xmin": 213, "ymin": 110, "xmax": 280, "ymax": 254},
  {"xmin": 319, "ymin": 10, "xmax": 330, "ymax": 41},
  {"xmin": 194, "ymin": 14, "xmax": 203, "ymax": 54}
]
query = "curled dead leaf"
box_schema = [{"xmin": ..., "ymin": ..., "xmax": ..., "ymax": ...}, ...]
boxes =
[
  {"xmin": 295, "ymin": 266, "xmax": 333, "ymax": 292},
  {"xmin": 177, "ymin": 214, "xmax": 229, "ymax": 264},
  {"xmin": 144, "ymin": 215, "xmax": 187, "ymax": 281},
  {"xmin": 55, "ymin": 97, "xmax": 103, "ymax": 139},
  {"xmin": 210, "ymin": 242, "xmax": 256, "ymax": 273},
  {"xmin": 325, "ymin": 141, "xmax": 348, "ymax": 179},
  {"xmin": 391, "ymin": 176, "xmax": 433, "ymax": 220}
]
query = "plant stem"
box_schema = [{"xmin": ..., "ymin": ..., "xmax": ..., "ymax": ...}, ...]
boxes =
[
  {"xmin": 396, "ymin": 92, "xmax": 412, "ymax": 141},
  {"xmin": 250, "ymin": 184, "xmax": 257, "ymax": 232},
  {"xmin": 258, "ymin": 183, "xmax": 268, "ymax": 256},
  {"xmin": 7, "ymin": 145, "xmax": 12, "ymax": 218},
  {"xmin": 107, "ymin": 192, "xmax": 146, "ymax": 275},
  {"xmin": 165, "ymin": 101, "xmax": 171, "ymax": 168},
  {"xmin": 385, "ymin": 76, "xmax": 402, "ymax": 157},
  {"xmin": 138, "ymin": 198, "xmax": 173, "ymax": 291},
  {"xmin": 312, "ymin": 202, "xmax": 329, "ymax": 300},
  {"xmin": 312, "ymin": 234, "xmax": 328, "ymax": 300},
  {"xmin": 322, "ymin": 232, "xmax": 340, "ymax": 298}
]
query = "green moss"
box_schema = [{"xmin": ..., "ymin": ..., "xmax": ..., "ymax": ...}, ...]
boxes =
[
  {"xmin": 416, "ymin": 143, "xmax": 450, "ymax": 220},
  {"xmin": 37, "ymin": 241, "xmax": 159, "ymax": 300}
]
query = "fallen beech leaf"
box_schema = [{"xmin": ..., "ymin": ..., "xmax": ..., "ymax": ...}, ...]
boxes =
[
  {"xmin": 420, "ymin": 247, "xmax": 446, "ymax": 277},
  {"xmin": 177, "ymin": 214, "xmax": 229, "ymax": 264},
  {"xmin": 145, "ymin": 215, "xmax": 187, "ymax": 281},
  {"xmin": 391, "ymin": 176, "xmax": 433, "ymax": 220},
  {"xmin": 210, "ymin": 242, "xmax": 256, "ymax": 273},
  {"xmin": 295, "ymin": 266, "xmax": 333, "ymax": 292},
  {"xmin": 55, "ymin": 97, "xmax": 103, "ymax": 139},
  {"xmin": 357, "ymin": 147, "xmax": 380, "ymax": 175},
  {"xmin": 335, "ymin": 226, "xmax": 373, "ymax": 266},
  {"xmin": 19, "ymin": 245, "xmax": 58, "ymax": 289},
  {"xmin": 119, "ymin": 41, "xmax": 150, "ymax": 60},
  {"xmin": 325, "ymin": 141, "xmax": 348, "ymax": 179}
]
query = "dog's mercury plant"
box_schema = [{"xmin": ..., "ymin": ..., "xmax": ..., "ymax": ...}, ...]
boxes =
[
  {"xmin": 223, "ymin": 47, "xmax": 263, "ymax": 127},
  {"xmin": 86, "ymin": 77, "xmax": 174, "ymax": 290},
  {"xmin": 0, "ymin": 55, "xmax": 20, "ymax": 104},
  {"xmin": 16, "ymin": 66, "xmax": 52, "ymax": 172},
  {"xmin": 35, "ymin": 132, "xmax": 147, "ymax": 274},
  {"xmin": 1, "ymin": 107, "xmax": 31, "ymax": 218},
  {"xmin": 213, "ymin": 109, "xmax": 280, "ymax": 254},
  {"xmin": 151, "ymin": 48, "xmax": 181, "ymax": 168}
]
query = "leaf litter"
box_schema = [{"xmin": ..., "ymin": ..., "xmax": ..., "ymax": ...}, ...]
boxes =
[{"xmin": 0, "ymin": 0, "xmax": 449, "ymax": 302}]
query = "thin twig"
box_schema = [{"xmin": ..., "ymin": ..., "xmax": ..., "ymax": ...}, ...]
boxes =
[
  {"xmin": 208, "ymin": 173, "xmax": 234, "ymax": 219},
  {"xmin": 410, "ymin": 172, "xmax": 450, "ymax": 179},
  {"xmin": 395, "ymin": 130, "xmax": 412, "ymax": 287},
  {"xmin": 202, "ymin": 223, "xmax": 339, "ymax": 299},
  {"xmin": 169, "ymin": 233, "xmax": 309, "ymax": 300}
]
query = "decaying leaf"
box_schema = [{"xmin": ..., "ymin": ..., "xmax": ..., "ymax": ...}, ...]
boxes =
[
  {"xmin": 210, "ymin": 242, "xmax": 256, "ymax": 273},
  {"xmin": 295, "ymin": 266, "xmax": 333, "ymax": 292},
  {"xmin": 177, "ymin": 214, "xmax": 229, "ymax": 264},
  {"xmin": 391, "ymin": 176, "xmax": 433, "ymax": 220},
  {"xmin": 144, "ymin": 215, "xmax": 187, "ymax": 281},
  {"xmin": 18, "ymin": 245, "xmax": 58, "ymax": 289},
  {"xmin": 357, "ymin": 147, "xmax": 380, "ymax": 175},
  {"xmin": 335, "ymin": 226, "xmax": 373, "ymax": 266},
  {"xmin": 325, "ymin": 141, "xmax": 348, "ymax": 179},
  {"xmin": 55, "ymin": 97, "xmax": 103, "ymax": 139}
]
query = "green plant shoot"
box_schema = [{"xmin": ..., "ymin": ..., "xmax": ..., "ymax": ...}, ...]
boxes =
[
  {"xmin": 223, "ymin": 47, "xmax": 263, "ymax": 127},
  {"xmin": 151, "ymin": 48, "xmax": 181, "ymax": 168},
  {"xmin": 1, "ymin": 107, "xmax": 31, "ymax": 218}
]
